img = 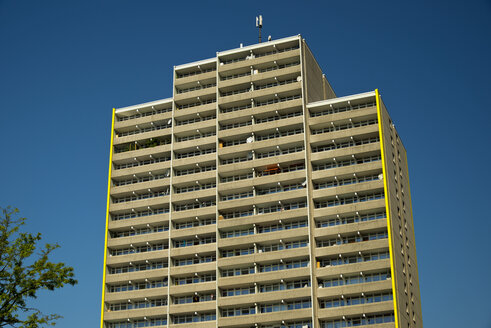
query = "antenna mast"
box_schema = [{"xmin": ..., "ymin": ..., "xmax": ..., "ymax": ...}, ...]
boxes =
[{"xmin": 256, "ymin": 15, "xmax": 263, "ymax": 43}]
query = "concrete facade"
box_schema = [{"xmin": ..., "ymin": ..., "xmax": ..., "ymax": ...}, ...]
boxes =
[{"xmin": 101, "ymin": 35, "xmax": 422, "ymax": 328}]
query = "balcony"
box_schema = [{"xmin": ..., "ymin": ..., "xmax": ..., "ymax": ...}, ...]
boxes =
[
  {"xmin": 310, "ymin": 124, "xmax": 379, "ymax": 145},
  {"xmin": 314, "ymin": 217, "xmax": 387, "ymax": 239},
  {"xmin": 169, "ymin": 281, "xmax": 216, "ymax": 297},
  {"xmin": 317, "ymin": 279, "xmax": 392, "ymax": 299},
  {"xmin": 218, "ymin": 307, "xmax": 311, "ymax": 327},
  {"xmin": 219, "ymin": 111, "xmax": 303, "ymax": 138},
  {"xmin": 312, "ymin": 159, "xmax": 382, "ymax": 182},
  {"xmin": 218, "ymin": 266, "xmax": 310, "ymax": 289},
  {"xmin": 312, "ymin": 180, "xmax": 383, "ymax": 200},
  {"xmin": 218, "ymin": 81, "xmax": 301, "ymax": 107},
  {"xmin": 107, "ymin": 230, "xmax": 170, "ymax": 248},
  {"xmin": 314, "ymin": 238, "xmax": 389, "ymax": 258},
  {"xmin": 109, "ymin": 194, "xmax": 170, "ymax": 213},
  {"xmin": 113, "ymin": 141, "xmax": 171, "ymax": 162},
  {"xmin": 174, "ymin": 99, "xmax": 216, "ymax": 119},
  {"xmin": 115, "ymin": 107, "xmax": 172, "ymax": 129},
  {"xmin": 317, "ymin": 301, "xmax": 394, "ymax": 322},
  {"xmin": 106, "ymin": 249, "xmax": 169, "ymax": 266},
  {"xmin": 103, "ymin": 306, "xmax": 167, "ymax": 321},
  {"xmin": 104, "ymin": 285, "xmax": 168, "ymax": 302},
  {"xmin": 170, "ymin": 243, "xmax": 216, "ymax": 258},
  {"xmin": 170, "ymin": 300, "xmax": 216, "ymax": 315},
  {"xmin": 219, "ymin": 227, "xmax": 309, "ymax": 249},
  {"xmin": 218, "ymin": 47, "xmax": 300, "ymax": 73},
  {"xmin": 219, "ymin": 94, "xmax": 302, "ymax": 122},
  {"xmin": 218, "ymin": 207, "xmax": 308, "ymax": 230},
  {"xmin": 111, "ymin": 156, "xmax": 171, "ymax": 178},
  {"xmin": 219, "ymin": 61, "xmax": 301, "ymax": 89},
  {"xmin": 175, "ymin": 67, "xmax": 216, "ymax": 86},
  {"xmin": 105, "ymin": 267, "xmax": 169, "ymax": 284},
  {"xmin": 218, "ymin": 287, "xmax": 310, "ymax": 308},
  {"xmin": 108, "ymin": 211, "xmax": 169, "ymax": 230},
  {"xmin": 174, "ymin": 83, "xmax": 217, "ymax": 102}
]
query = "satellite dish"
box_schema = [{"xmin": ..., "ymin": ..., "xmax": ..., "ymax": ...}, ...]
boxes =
[{"xmin": 378, "ymin": 174, "xmax": 384, "ymax": 180}]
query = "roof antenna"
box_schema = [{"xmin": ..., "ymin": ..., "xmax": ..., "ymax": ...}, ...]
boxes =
[{"xmin": 256, "ymin": 15, "xmax": 263, "ymax": 43}]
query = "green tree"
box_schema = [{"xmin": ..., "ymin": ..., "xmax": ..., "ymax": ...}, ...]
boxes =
[{"xmin": 0, "ymin": 207, "xmax": 77, "ymax": 327}]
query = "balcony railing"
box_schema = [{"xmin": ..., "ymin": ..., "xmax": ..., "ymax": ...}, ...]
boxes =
[
  {"xmin": 114, "ymin": 156, "xmax": 170, "ymax": 170},
  {"xmin": 116, "ymin": 107, "xmax": 172, "ymax": 122},
  {"xmin": 111, "ymin": 207, "xmax": 169, "ymax": 221},
  {"xmin": 175, "ymin": 114, "xmax": 216, "ymax": 126},
  {"xmin": 176, "ymin": 67, "xmax": 216, "ymax": 79},
  {"xmin": 312, "ymin": 154, "xmax": 381, "ymax": 172},
  {"xmin": 177, "ymin": 82, "xmax": 216, "ymax": 94},
  {"xmin": 114, "ymin": 138, "xmax": 171, "ymax": 154},
  {"xmin": 174, "ymin": 200, "xmax": 216, "ymax": 212},
  {"xmin": 113, "ymin": 171, "xmax": 169, "ymax": 187},
  {"xmin": 176, "ymin": 98, "xmax": 216, "ymax": 110},
  {"xmin": 311, "ymin": 118, "xmax": 378, "ymax": 135},
  {"xmin": 174, "ymin": 147, "xmax": 216, "ymax": 159},
  {"xmin": 112, "ymin": 189, "xmax": 169, "ymax": 204},
  {"xmin": 310, "ymin": 101, "xmax": 376, "ymax": 118},
  {"xmin": 116, "ymin": 121, "xmax": 172, "ymax": 138},
  {"xmin": 174, "ymin": 165, "xmax": 216, "ymax": 177},
  {"xmin": 311, "ymin": 137, "xmax": 379, "ymax": 153},
  {"xmin": 314, "ymin": 192, "xmax": 384, "ymax": 209}
]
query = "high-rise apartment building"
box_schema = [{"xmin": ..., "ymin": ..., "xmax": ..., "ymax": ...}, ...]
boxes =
[{"xmin": 100, "ymin": 35, "xmax": 422, "ymax": 328}]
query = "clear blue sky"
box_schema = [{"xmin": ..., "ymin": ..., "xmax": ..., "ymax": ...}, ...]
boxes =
[{"xmin": 1, "ymin": 1, "xmax": 490, "ymax": 327}]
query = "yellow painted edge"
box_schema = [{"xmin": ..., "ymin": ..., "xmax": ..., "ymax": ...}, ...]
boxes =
[
  {"xmin": 100, "ymin": 108, "xmax": 115, "ymax": 328},
  {"xmin": 375, "ymin": 89, "xmax": 399, "ymax": 328}
]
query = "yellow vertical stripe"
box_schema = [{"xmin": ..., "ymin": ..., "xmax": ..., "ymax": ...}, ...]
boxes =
[
  {"xmin": 100, "ymin": 108, "xmax": 115, "ymax": 328},
  {"xmin": 375, "ymin": 89, "xmax": 399, "ymax": 328}
]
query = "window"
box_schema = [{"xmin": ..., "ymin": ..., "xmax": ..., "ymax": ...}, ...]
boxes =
[
  {"xmin": 316, "ymin": 212, "xmax": 386, "ymax": 228},
  {"xmin": 107, "ymin": 317, "xmax": 167, "ymax": 328},
  {"xmin": 313, "ymin": 154, "xmax": 381, "ymax": 172},
  {"xmin": 320, "ymin": 271, "xmax": 391, "ymax": 288},
  {"xmin": 258, "ymin": 220, "xmax": 307, "ymax": 233},
  {"xmin": 311, "ymin": 136, "xmax": 380, "ymax": 154},
  {"xmin": 174, "ymin": 255, "xmax": 216, "ymax": 266},
  {"xmin": 109, "ymin": 298, "xmax": 167, "ymax": 311},
  {"xmin": 174, "ymin": 294, "xmax": 214, "ymax": 304},
  {"xmin": 173, "ymin": 313, "xmax": 216, "ymax": 324},
  {"xmin": 109, "ymin": 261, "xmax": 167, "ymax": 275},
  {"xmin": 221, "ymin": 227, "xmax": 254, "ymax": 238},
  {"xmin": 221, "ymin": 286, "xmax": 255, "ymax": 297},
  {"xmin": 318, "ymin": 251, "xmax": 389, "ymax": 267},
  {"xmin": 316, "ymin": 230, "xmax": 388, "ymax": 248},
  {"xmin": 320, "ymin": 292, "xmax": 392, "ymax": 308},
  {"xmin": 260, "ymin": 299, "xmax": 311, "ymax": 313},
  {"xmin": 110, "ymin": 225, "xmax": 168, "ymax": 239},
  {"xmin": 174, "ymin": 236, "xmax": 216, "ymax": 248},
  {"xmin": 314, "ymin": 192, "xmax": 384, "ymax": 209},
  {"xmin": 221, "ymin": 306, "xmax": 256, "ymax": 317},
  {"xmin": 321, "ymin": 313, "xmax": 394, "ymax": 327},
  {"xmin": 109, "ymin": 243, "xmax": 168, "ymax": 256},
  {"xmin": 259, "ymin": 279, "xmax": 310, "ymax": 292},
  {"xmin": 174, "ymin": 274, "xmax": 216, "ymax": 285},
  {"xmin": 109, "ymin": 279, "xmax": 168, "ymax": 293},
  {"xmin": 310, "ymin": 101, "xmax": 376, "ymax": 118},
  {"xmin": 221, "ymin": 266, "xmax": 255, "ymax": 277},
  {"xmin": 259, "ymin": 259, "xmax": 309, "ymax": 272},
  {"xmin": 175, "ymin": 217, "xmax": 215, "ymax": 229},
  {"xmin": 222, "ymin": 247, "xmax": 254, "ymax": 258}
]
